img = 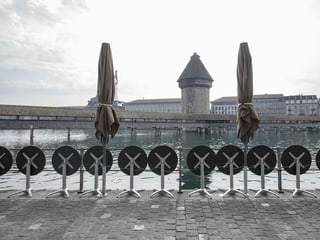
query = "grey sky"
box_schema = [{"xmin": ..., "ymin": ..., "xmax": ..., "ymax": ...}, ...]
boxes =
[{"xmin": 1, "ymin": 0, "xmax": 320, "ymax": 106}]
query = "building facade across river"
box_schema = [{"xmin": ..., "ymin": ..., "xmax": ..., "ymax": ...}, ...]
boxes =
[
  {"xmin": 88, "ymin": 94, "xmax": 319, "ymax": 116},
  {"xmin": 211, "ymin": 94, "xmax": 319, "ymax": 116}
]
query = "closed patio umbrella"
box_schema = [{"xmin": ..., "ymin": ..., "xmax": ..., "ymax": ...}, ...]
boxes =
[
  {"xmin": 95, "ymin": 42, "xmax": 120, "ymax": 196},
  {"xmin": 237, "ymin": 42, "xmax": 259, "ymax": 195}
]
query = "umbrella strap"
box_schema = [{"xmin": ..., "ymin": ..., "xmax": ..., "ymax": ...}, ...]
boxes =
[{"xmin": 99, "ymin": 103, "xmax": 112, "ymax": 107}]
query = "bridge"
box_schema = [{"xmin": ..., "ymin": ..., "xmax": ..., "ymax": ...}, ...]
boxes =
[{"xmin": 0, "ymin": 105, "xmax": 320, "ymax": 133}]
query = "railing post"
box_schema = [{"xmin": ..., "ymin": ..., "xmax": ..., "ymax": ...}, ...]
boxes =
[
  {"xmin": 276, "ymin": 147, "xmax": 283, "ymax": 193},
  {"xmin": 178, "ymin": 147, "xmax": 183, "ymax": 193},
  {"xmin": 78, "ymin": 148, "xmax": 85, "ymax": 193},
  {"xmin": 29, "ymin": 125, "xmax": 34, "ymax": 145},
  {"xmin": 67, "ymin": 127, "xmax": 71, "ymax": 144}
]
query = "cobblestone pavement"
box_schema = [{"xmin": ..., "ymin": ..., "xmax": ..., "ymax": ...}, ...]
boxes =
[{"xmin": 1, "ymin": 189, "xmax": 320, "ymax": 240}]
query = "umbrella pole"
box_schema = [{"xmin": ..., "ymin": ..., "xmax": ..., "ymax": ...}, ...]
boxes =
[
  {"xmin": 102, "ymin": 138, "xmax": 107, "ymax": 197},
  {"xmin": 243, "ymin": 135, "xmax": 249, "ymax": 196}
]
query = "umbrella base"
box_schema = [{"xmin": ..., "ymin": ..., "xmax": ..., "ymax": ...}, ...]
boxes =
[
  {"xmin": 189, "ymin": 189, "xmax": 212, "ymax": 199},
  {"xmin": 150, "ymin": 189, "xmax": 174, "ymax": 199},
  {"xmin": 46, "ymin": 188, "xmax": 70, "ymax": 198},
  {"xmin": 79, "ymin": 188, "xmax": 103, "ymax": 198},
  {"xmin": 255, "ymin": 189, "xmax": 279, "ymax": 198},
  {"xmin": 117, "ymin": 189, "xmax": 141, "ymax": 198},
  {"xmin": 223, "ymin": 188, "xmax": 247, "ymax": 198},
  {"xmin": 292, "ymin": 188, "xmax": 317, "ymax": 198},
  {"xmin": 7, "ymin": 188, "xmax": 32, "ymax": 198}
]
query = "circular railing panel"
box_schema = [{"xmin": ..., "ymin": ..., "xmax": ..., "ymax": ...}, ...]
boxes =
[
  {"xmin": 315, "ymin": 149, "xmax": 320, "ymax": 170},
  {"xmin": 16, "ymin": 146, "xmax": 46, "ymax": 175},
  {"xmin": 216, "ymin": 145, "xmax": 243, "ymax": 175},
  {"xmin": 148, "ymin": 145, "xmax": 177, "ymax": 175},
  {"xmin": 52, "ymin": 146, "xmax": 81, "ymax": 176},
  {"xmin": 281, "ymin": 145, "xmax": 311, "ymax": 175},
  {"xmin": 0, "ymin": 146, "xmax": 12, "ymax": 176},
  {"xmin": 187, "ymin": 145, "xmax": 216, "ymax": 176},
  {"xmin": 83, "ymin": 146, "xmax": 113, "ymax": 176},
  {"xmin": 118, "ymin": 146, "xmax": 147, "ymax": 175},
  {"xmin": 248, "ymin": 145, "xmax": 276, "ymax": 175}
]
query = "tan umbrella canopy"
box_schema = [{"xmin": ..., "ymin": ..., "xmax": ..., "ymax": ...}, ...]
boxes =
[
  {"xmin": 237, "ymin": 42, "xmax": 259, "ymax": 196},
  {"xmin": 237, "ymin": 42, "xmax": 259, "ymax": 142},
  {"xmin": 95, "ymin": 43, "xmax": 119, "ymax": 142},
  {"xmin": 94, "ymin": 43, "xmax": 119, "ymax": 196}
]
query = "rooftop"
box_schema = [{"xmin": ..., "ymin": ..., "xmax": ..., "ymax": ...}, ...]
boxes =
[
  {"xmin": 177, "ymin": 53, "xmax": 213, "ymax": 89},
  {"xmin": 285, "ymin": 94, "xmax": 318, "ymax": 100},
  {"xmin": 127, "ymin": 98, "xmax": 181, "ymax": 105},
  {"xmin": 212, "ymin": 94, "xmax": 285, "ymax": 103}
]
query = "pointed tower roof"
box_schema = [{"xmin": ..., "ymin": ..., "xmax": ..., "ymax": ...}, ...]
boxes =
[{"xmin": 177, "ymin": 53, "xmax": 213, "ymax": 89}]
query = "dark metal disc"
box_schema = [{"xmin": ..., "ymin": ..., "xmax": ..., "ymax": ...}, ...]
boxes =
[
  {"xmin": 281, "ymin": 145, "xmax": 311, "ymax": 175},
  {"xmin": 52, "ymin": 146, "xmax": 81, "ymax": 176},
  {"xmin": 0, "ymin": 146, "xmax": 12, "ymax": 176},
  {"xmin": 16, "ymin": 146, "xmax": 46, "ymax": 176},
  {"xmin": 148, "ymin": 145, "xmax": 177, "ymax": 175},
  {"xmin": 118, "ymin": 146, "xmax": 147, "ymax": 176},
  {"xmin": 187, "ymin": 145, "xmax": 216, "ymax": 176},
  {"xmin": 316, "ymin": 149, "xmax": 320, "ymax": 170},
  {"xmin": 216, "ymin": 145, "xmax": 243, "ymax": 175},
  {"xmin": 247, "ymin": 145, "xmax": 276, "ymax": 175},
  {"xmin": 83, "ymin": 146, "xmax": 113, "ymax": 176}
]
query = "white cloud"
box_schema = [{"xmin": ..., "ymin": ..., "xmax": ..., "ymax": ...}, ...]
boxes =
[
  {"xmin": 0, "ymin": 0, "xmax": 320, "ymax": 106},
  {"xmin": 0, "ymin": 0, "xmax": 93, "ymax": 105}
]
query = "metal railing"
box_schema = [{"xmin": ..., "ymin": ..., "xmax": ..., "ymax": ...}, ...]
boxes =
[
  {"xmin": 2, "ymin": 126, "xmax": 320, "ymax": 197},
  {"xmin": 3, "ymin": 145, "xmax": 320, "ymax": 193}
]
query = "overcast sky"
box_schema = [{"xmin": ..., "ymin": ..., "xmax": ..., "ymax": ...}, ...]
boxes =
[{"xmin": 1, "ymin": 0, "xmax": 320, "ymax": 106}]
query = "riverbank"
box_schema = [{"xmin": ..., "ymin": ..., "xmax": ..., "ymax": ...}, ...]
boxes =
[{"xmin": 1, "ymin": 104, "xmax": 320, "ymax": 132}]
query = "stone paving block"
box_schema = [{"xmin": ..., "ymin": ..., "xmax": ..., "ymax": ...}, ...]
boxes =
[
  {"xmin": 230, "ymin": 228, "xmax": 242, "ymax": 235},
  {"xmin": 187, "ymin": 237, "xmax": 199, "ymax": 240},
  {"xmin": 165, "ymin": 224, "xmax": 176, "ymax": 230},
  {"xmin": 176, "ymin": 219, "xmax": 186, "ymax": 226},
  {"xmin": 176, "ymin": 214, "xmax": 186, "ymax": 220},
  {"xmin": 186, "ymin": 229, "xmax": 198, "ymax": 236},
  {"xmin": 167, "ymin": 219, "xmax": 176, "ymax": 224},
  {"xmin": 207, "ymin": 229, "xmax": 219, "ymax": 236},
  {"xmin": 198, "ymin": 227, "xmax": 208, "ymax": 234},
  {"xmin": 164, "ymin": 236, "xmax": 175, "ymax": 240},
  {"xmin": 176, "ymin": 232, "xmax": 187, "ymax": 240},
  {"xmin": 176, "ymin": 225, "xmax": 186, "ymax": 232},
  {"xmin": 187, "ymin": 223, "xmax": 197, "ymax": 230}
]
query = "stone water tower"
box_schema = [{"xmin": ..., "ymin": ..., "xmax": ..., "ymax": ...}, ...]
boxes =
[{"xmin": 177, "ymin": 53, "xmax": 213, "ymax": 114}]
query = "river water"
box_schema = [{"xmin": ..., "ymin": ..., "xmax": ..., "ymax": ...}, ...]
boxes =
[{"xmin": 1, "ymin": 128, "xmax": 320, "ymax": 191}]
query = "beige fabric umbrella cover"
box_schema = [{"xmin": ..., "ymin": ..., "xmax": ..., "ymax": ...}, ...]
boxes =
[
  {"xmin": 95, "ymin": 43, "xmax": 119, "ymax": 141},
  {"xmin": 237, "ymin": 42, "xmax": 259, "ymax": 141}
]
